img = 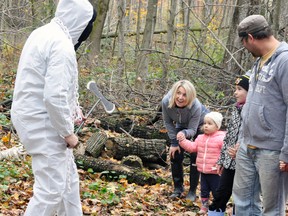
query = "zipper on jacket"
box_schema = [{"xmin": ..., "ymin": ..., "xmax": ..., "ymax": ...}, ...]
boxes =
[
  {"xmin": 177, "ymin": 109, "xmax": 181, "ymax": 123},
  {"xmin": 202, "ymin": 136, "xmax": 210, "ymax": 172}
]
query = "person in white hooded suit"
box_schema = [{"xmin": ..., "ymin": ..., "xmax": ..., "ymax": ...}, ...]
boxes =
[{"xmin": 11, "ymin": 0, "xmax": 96, "ymax": 215}]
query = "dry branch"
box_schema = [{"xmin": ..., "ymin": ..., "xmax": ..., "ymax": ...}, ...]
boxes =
[{"xmin": 0, "ymin": 144, "xmax": 26, "ymax": 161}]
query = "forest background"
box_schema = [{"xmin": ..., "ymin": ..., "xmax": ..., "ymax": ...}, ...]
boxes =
[{"xmin": 1, "ymin": 0, "xmax": 288, "ymax": 215}]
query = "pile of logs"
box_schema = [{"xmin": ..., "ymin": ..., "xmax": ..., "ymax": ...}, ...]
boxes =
[{"xmin": 75, "ymin": 116, "xmax": 170, "ymax": 185}]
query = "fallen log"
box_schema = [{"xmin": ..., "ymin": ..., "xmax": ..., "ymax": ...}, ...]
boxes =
[
  {"xmin": 100, "ymin": 117, "xmax": 169, "ymax": 142},
  {"xmin": 74, "ymin": 154, "xmax": 169, "ymax": 186},
  {"xmin": 105, "ymin": 137, "xmax": 167, "ymax": 166}
]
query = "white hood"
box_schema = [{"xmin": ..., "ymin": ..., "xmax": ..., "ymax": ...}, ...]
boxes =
[
  {"xmin": 55, "ymin": 0, "xmax": 94, "ymax": 45},
  {"xmin": 11, "ymin": 0, "xmax": 95, "ymax": 155}
]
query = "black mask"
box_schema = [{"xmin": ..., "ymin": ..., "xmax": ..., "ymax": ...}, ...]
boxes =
[{"xmin": 74, "ymin": 9, "xmax": 97, "ymax": 51}]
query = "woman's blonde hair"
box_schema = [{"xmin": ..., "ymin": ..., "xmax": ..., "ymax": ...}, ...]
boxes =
[{"xmin": 168, "ymin": 80, "xmax": 196, "ymax": 108}]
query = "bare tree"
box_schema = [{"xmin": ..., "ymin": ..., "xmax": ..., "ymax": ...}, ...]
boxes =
[
  {"xmin": 135, "ymin": 0, "xmax": 158, "ymax": 87},
  {"xmin": 3, "ymin": 0, "xmax": 288, "ymax": 113},
  {"xmin": 1, "ymin": 1, "xmax": 7, "ymax": 37},
  {"xmin": 272, "ymin": 0, "xmax": 288, "ymax": 41},
  {"xmin": 161, "ymin": 0, "xmax": 176, "ymax": 83},
  {"xmin": 180, "ymin": 0, "xmax": 192, "ymax": 66},
  {"xmin": 126, "ymin": 0, "xmax": 132, "ymax": 32},
  {"xmin": 224, "ymin": 0, "xmax": 267, "ymax": 74},
  {"xmin": 89, "ymin": 0, "xmax": 110, "ymax": 57},
  {"xmin": 117, "ymin": 0, "xmax": 126, "ymax": 77},
  {"xmin": 135, "ymin": 0, "xmax": 142, "ymax": 58}
]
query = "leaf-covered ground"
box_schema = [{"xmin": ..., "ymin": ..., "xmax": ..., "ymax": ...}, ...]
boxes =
[{"xmin": 0, "ymin": 130, "xmax": 203, "ymax": 216}]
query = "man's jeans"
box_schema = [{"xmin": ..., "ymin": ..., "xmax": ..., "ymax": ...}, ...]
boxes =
[{"xmin": 233, "ymin": 143, "xmax": 288, "ymax": 216}]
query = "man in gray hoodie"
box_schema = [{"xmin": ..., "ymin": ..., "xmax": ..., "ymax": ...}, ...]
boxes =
[{"xmin": 232, "ymin": 15, "xmax": 288, "ymax": 216}]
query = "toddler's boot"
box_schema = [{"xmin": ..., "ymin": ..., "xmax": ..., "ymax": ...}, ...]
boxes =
[{"xmin": 198, "ymin": 198, "xmax": 209, "ymax": 215}]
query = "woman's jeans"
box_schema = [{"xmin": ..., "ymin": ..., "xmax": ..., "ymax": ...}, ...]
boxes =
[{"xmin": 233, "ymin": 143, "xmax": 288, "ymax": 216}]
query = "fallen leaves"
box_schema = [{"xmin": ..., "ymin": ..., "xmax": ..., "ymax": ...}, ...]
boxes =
[
  {"xmin": 0, "ymin": 156, "xmax": 202, "ymax": 215},
  {"xmin": 0, "ymin": 130, "xmax": 202, "ymax": 216},
  {"xmin": 1, "ymin": 132, "xmax": 10, "ymax": 143}
]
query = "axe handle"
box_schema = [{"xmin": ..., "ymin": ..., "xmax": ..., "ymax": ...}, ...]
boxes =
[{"xmin": 75, "ymin": 98, "xmax": 101, "ymax": 134}]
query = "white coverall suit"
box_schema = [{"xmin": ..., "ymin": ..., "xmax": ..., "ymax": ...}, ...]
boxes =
[{"xmin": 11, "ymin": 0, "xmax": 95, "ymax": 215}]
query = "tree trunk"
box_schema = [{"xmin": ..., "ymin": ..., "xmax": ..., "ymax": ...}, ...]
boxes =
[
  {"xmin": 100, "ymin": 116, "xmax": 169, "ymax": 141},
  {"xmin": 161, "ymin": 0, "xmax": 176, "ymax": 83},
  {"xmin": 223, "ymin": 0, "xmax": 262, "ymax": 73},
  {"xmin": 104, "ymin": 0, "xmax": 114, "ymax": 52},
  {"xmin": 105, "ymin": 137, "xmax": 167, "ymax": 165},
  {"xmin": 90, "ymin": 0, "xmax": 110, "ymax": 56},
  {"xmin": 180, "ymin": 0, "xmax": 192, "ymax": 66},
  {"xmin": 30, "ymin": 0, "xmax": 36, "ymax": 28},
  {"xmin": 74, "ymin": 154, "xmax": 169, "ymax": 185},
  {"xmin": 0, "ymin": 1, "xmax": 5, "ymax": 36},
  {"xmin": 117, "ymin": 0, "xmax": 126, "ymax": 77},
  {"xmin": 102, "ymin": 26, "xmax": 203, "ymax": 39},
  {"xmin": 126, "ymin": 0, "xmax": 132, "ymax": 33},
  {"xmin": 271, "ymin": 0, "xmax": 281, "ymax": 39},
  {"xmin": 273, "ymin": 0, "xmax": 288, "ymax": 41},
  {"xmin": 135, "ymin": 0, "xmax": 142, "ymax": 58},
  {"xmin": 135, "ymin": 0, "xmax": 158, "ymax": 87}
]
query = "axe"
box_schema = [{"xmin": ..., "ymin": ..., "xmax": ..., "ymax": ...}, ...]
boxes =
[{"xmin": 75, "ymin": 81, "xmax": 115, "ymax": 134}]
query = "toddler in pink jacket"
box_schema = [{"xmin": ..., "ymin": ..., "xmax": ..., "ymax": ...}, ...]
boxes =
[{"xmin": 178, "ymin": 112, "xmax": 226, "ymax": 215}]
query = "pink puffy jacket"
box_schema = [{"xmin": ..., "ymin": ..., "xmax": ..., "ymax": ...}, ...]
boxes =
[{"xmin": 179, "ymin": 131, "xmax": 226, "ymax": 174}]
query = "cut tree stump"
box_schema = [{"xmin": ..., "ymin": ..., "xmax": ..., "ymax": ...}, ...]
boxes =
[
  {"xmin": 85, "ymin": 130, "xmax": 107, "ymax": 157},
  {"xmin": 74, "ymin": 154, "xmax": 169, "ymax": 185},
  {"xmin": 105, "ymin": 137, "xmax": 167, "ymax": 165}
]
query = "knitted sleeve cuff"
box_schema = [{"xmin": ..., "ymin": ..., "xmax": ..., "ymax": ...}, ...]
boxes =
[{"xmin": 170, "ymin": 138, "xmax": 179, "ymax": 147}]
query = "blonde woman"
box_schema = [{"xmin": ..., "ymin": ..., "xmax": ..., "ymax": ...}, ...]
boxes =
[{"xmin": 162, "ymin": 80, "xmax": 209, "ymax": 200}]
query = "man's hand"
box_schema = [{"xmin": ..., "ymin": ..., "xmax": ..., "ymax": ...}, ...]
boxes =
[
  {"xmin": 169, "ymin": 146, "xmax": 181, "ymax": 159},
  {"xmin": 65, "ymin": 133, "xmax": 79, "ymax": 148},
  {"xmin": 227, "ymin": 143, "xmax": 240, "ymax": 159},
  {"xmin": 279, "ymin": 161, "xmax": 288, "ymax": 172}
]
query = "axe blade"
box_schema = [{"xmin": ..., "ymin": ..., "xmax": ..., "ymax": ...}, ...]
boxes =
[{"xmin": 87, "ymin": 81, "xmax": 115, "ymax": 114}]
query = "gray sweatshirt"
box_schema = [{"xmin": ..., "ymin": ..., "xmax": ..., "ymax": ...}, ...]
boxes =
[
  {"xmin": 162, "ymin": 92, "xmax": 208, "ymax": 147},
  {"xmin": 241, "ymin": 42, "xmax": 288, "ymax": 162}
]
